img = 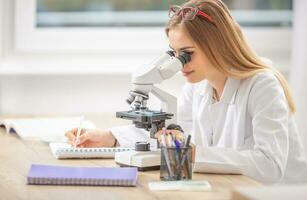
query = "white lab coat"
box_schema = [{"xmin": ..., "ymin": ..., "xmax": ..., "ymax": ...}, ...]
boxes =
[{"xmin": 110, "ymin": 71, "xmax": 307, "ymax": 184}]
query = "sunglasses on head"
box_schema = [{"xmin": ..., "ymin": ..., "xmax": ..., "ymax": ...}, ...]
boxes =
[{"xmin": 169, "ymin": 5, "xmax": 213, "ymax": 23}]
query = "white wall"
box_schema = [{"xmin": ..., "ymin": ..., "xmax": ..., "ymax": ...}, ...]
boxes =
[
  {"xmin": 0, "ymin": 74, "xmax": 185, "ymax": 115},
  {"xmin": 0, "ymin": 44, "xmax": 291, "ymax": 116},
  {"xmin": 0, "ymin": 0, "xmax": 291, "ymax": 116},
  {"xmin": 0, "ymin": 0, "xmax": 3, "ymax": 58}
]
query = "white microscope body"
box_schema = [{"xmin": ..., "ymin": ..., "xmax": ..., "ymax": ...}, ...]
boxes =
[
  {"xmin": 115, "ymin": 51, "xmax": 191, "ymax": 170},
  {"xmin": 130, "ymin": 51, "xmax": 186, "ymax": 122}
]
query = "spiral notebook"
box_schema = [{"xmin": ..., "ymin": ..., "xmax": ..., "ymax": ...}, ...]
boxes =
[
  {"xmin": 27, "ymin": 164, "xmax": 138, "ymax": 186},
  {"xmin": 49, "ymin": 142, "xmax": 133, "ymax": 159}
]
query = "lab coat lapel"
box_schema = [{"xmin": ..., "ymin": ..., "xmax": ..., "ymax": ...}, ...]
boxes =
[
  {"xmin": 208, "ymin": 78, "xmax": 241, "ymax": 146},
  {"xmin": 194, "ymin": 80, "xmax": 213, "ymax": 146},
  {"xmin": 219, "ymin": 77, "xmax": 241, "ymax": 104}
]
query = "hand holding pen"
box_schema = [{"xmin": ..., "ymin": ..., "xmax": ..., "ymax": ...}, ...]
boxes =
[
  {"xmin": 65, "ymin": 117, "xmax": 117, "ymax": 148},
  {"xmin": 74, "ymin": 117, "xmax": 84, "ymax": 147}
]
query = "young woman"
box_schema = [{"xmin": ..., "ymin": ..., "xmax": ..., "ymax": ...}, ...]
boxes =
[{"xmin": 65, "ymin": 0, "xmax": 307, "ymax": 184}]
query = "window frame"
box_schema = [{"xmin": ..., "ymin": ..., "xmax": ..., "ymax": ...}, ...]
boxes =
[{"xmin": 15, "ymin": 0, "xmax": 168, "ymax": 53}]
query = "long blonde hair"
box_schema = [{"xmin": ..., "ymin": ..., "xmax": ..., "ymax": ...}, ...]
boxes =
[{"xmin": 165, "ymin": 0, "xmax": 296, "ymax": 113}]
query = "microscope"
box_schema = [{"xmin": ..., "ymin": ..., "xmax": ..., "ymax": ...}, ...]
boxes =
[{"xmin": 114, "ymin": 51, "xmax": 191, "ymax": 171}]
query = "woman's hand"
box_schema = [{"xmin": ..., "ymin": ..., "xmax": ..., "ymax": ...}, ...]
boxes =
[
  {"xmin": 65, "ymin": 128, "xmax": 116, "ymax": 148},
  {"xmin": 154, "ymin": 129, "xmax": 185, "ymax": 145},
  {"xmin": 155, "ymin": 129, "xmax": 196, "ymax": 163}
]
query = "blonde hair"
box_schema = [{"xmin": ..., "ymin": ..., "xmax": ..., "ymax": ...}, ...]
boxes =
[{"xmin": 165, "ymin": 0, "xmax": 296, "ymax": 113}]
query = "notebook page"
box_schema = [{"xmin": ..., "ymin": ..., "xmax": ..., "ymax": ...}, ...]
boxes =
[
  {"xmin": 3, "ymin": 117, "xmax": 95, "ymax": 142},
  {"xmin": 49, "ymin": 142, "xmax": 133, "ymax": 159}
]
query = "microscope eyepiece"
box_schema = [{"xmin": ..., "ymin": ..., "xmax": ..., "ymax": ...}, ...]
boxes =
[
  {"xmin": 126, "ymin": 91, "xmax": 136, "ymax": 105},
  {"xmin": 166, "ymin": 50, "xmax": 175, "ymax": 57},
  {"xmin": 126, "ymin": 97, "xmax": 134, "ymax": 105},
  {"xmin": 177, "ymin": 52, "xmax": 191, "ymax": 65}
]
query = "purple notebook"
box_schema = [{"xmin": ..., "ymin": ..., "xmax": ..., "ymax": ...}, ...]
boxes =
[{"xmin": 27, "ymin": 164, "xmax": 137, "ymax": 186}]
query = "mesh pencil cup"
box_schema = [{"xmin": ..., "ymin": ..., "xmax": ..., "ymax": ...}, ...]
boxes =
[{"xmin": 160, "ymin": 146, "xmax": 192, "ymax": 181}]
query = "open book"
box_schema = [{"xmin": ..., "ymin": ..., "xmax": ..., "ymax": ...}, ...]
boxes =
[{"xmin": 0, "ymin": 117, "xmax": 95, "ymax": 142}]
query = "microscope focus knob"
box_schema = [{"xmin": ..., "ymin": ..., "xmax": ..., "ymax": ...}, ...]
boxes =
[{"xmin": 135, "ymin": 141, "xmax": 150, "ymax": 151}]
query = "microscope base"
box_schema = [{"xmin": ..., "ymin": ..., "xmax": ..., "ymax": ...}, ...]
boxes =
[{"xmin": 115, "ymin": 149, "xmax": 161, "ymax": 171}]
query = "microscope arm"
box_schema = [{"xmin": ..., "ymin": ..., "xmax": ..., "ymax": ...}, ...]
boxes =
[
  {"xmin": 118, "ymin": 51, "xmax": 191, "ymax": 137},
  {"xmin": 151, "ymin": 86, "xmax": 177, "ymax": 125},
  {"xmin": 129, "ymin": 51, "xmax": 190, "ymax": 109}
]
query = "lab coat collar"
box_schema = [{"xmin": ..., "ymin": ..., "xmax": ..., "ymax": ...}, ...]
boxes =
[
  {"xmin": 197, "ymin": 77, "xmax": 241, "ymax": 104},
  {"xmin": 197, "ymin": 79, "xmax": 210, "ymax": 97}
]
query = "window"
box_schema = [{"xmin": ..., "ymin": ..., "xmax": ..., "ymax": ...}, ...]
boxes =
[
  {"xmin": 36, "ymin": 0, "xmax": 173, "ymax": 27},
  {"xmin": 36, "ymin": 0, "xmax": 292, "ymax": 28},
  {"xmin": 14, "ymin": 0, "xmax": 292, "ymax": 72},
  {"xmin": 225, "ymin": 0, "xmax": 292, "ymax": 27},
  {"xmin": 15, "ymin": 0, "xmax": 171, "ymax": 53}
]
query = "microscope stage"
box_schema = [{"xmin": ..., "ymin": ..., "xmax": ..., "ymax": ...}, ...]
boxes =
[{"xmin": 116, "ymin": 110, "xmax": 173, "ymax": 121}]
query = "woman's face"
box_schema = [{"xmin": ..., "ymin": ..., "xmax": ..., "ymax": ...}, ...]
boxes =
[{"xmin": 168, "ymin": 25, "xmax": 215, "ymax": 83}]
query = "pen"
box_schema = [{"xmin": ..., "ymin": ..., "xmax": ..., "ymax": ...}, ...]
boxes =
[
  {"xmin": 160, "ymin": 127, "xmax": 167, "ymax": 147},
  {"xmin": 170, "ymin": 133, "xmax": 175, "ymax": 147},
  {"xmin": 179, "ymin": 134, "xmax": 191, "ymax": 173},
  {"xmin": 166, "ymin": 133, "xmax": 173, "ymax": 148},
  {"xmin": 184, "ymin": 134, "xmax": 191, "ymax": 148},
  {"xmin": 174, "ymin": 139, "xmax": 182, "ymax": 179},
  {"xmin": 74, "ymin": 117, "xmax": 84, "ymax": 148},
  {"xmin": 174, "ymin": 140, "xmax": 181, "ymax": 149},
  {"xmin": 161, "ymin": 128, "xmax": 174, "ymax": 178}
]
